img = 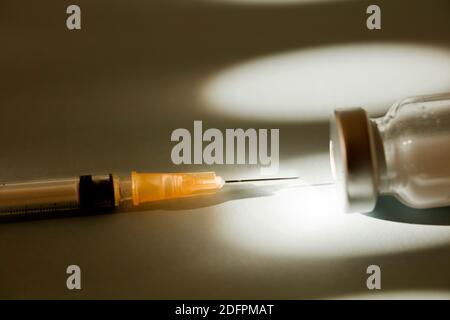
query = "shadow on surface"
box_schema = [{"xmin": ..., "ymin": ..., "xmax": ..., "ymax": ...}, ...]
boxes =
[{"xmin": 365, "ymin": 196, "xmax": 450, "ymax": 226}]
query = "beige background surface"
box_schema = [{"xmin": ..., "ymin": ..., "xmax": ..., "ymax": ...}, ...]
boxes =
[{"xmin": 0, "ymin": 0, "xmax": 449, "ymax": 299}]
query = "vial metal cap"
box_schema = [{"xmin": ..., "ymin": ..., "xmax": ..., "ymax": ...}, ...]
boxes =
[{"xmin": 330, "ymin": 107, "xmax": 378, "ymax": 213}]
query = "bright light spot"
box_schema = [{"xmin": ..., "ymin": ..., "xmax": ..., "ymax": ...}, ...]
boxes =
[
  {"xmin": 281, "ymin": 153, "xmax": 333, "ymax": 184},
  {"xmin": 216, "ymin": 183, "xmax": 450, "ymax": 257},
  {"xmin": 203, "ymin": 43, "xmax": 450, "ymax": 121},
  {"xmin": 402, "ymin": 139, "xmax": 413, "ymax": 146}
]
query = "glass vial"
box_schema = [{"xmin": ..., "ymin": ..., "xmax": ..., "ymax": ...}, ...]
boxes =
[{"xmin": 330, "ymin": 93, "xmax": 450, "ymax": 213}]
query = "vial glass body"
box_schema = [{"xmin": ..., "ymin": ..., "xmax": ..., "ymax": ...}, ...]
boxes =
[{"xmin": 375, "ymin": 93, "xmax": 450, "ymax": 208}]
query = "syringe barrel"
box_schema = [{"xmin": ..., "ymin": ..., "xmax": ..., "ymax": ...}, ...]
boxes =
[
  {"xmin": 0, "ymin": 171, "xmax": 224, "ymax": 216},
  {"xmin": 0, "ymin": 175, "xmax": 118, "ymax": 215}
]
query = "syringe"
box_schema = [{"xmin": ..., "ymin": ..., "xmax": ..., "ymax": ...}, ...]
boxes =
[{"xmin": 0, "ymin": 172, "xmax": 297, "ymax": 216}]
